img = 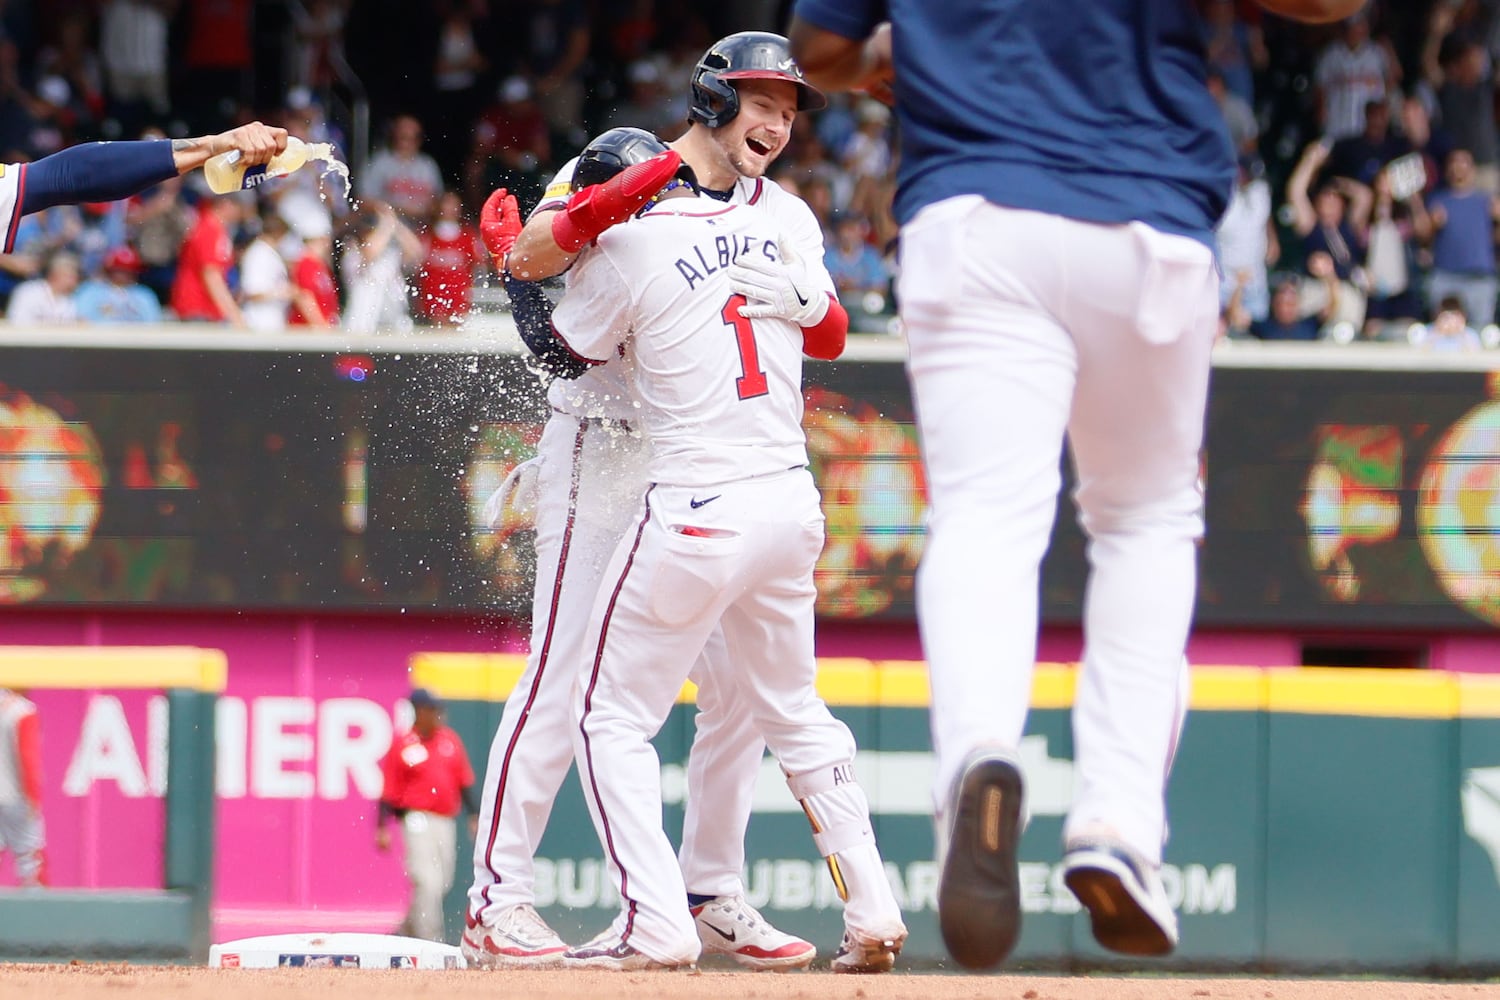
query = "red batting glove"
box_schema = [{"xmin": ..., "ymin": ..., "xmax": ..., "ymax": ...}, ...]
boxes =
[
  {"xmin": 551, "ymin": 149, "xmax": 683, "ymax": 253},
  {"xmin": 480, "ymin": 187, "xmax": 522, "ymax": 267}
]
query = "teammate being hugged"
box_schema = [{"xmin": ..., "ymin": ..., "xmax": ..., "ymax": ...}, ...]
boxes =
[
  {"xmin": 546, "ymin": 133, "xmax": 904, "ymax": 973},
  {"xmin": 788, "ymin": 0, "xmax": 1370, "ymax": 972},
  {"xmin": 463, "ymin": 32, "xmax": 864, "ymax": 974}
]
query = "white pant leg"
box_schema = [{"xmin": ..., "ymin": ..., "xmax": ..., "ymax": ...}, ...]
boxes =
[
  {"xmin": 404, "ymin": 811, "xmax": 458, "ymax": 942},
  {"xmin": 0, "ymin": 802, "xmax": 45, "ymax": 885},
  {"xmin": 1057, "ymin": 221, "xmax": 1218, "ymax": 861},
  {"xmin": 898, "ymin": 198, "xmax": 1079, "ymax": 807},
  {"xmin": 573, "ymin": 486, "xmax": 739, "ymax": 965},
  {"xmin": 678, "ymin": 626, "xmax": 765, "ymax": 899},
  {"xmin": 468, "ymin": 416, "xmax": 649, "ymax": 919},
  {"xmin": 716, "ymin": 472, "xmax": 903, "ymax": 938}
]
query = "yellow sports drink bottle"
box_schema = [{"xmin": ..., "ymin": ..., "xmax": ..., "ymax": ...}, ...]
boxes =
[{"xmin": 202, "ymin": 136, "xmax": 337, "ymax": 194}]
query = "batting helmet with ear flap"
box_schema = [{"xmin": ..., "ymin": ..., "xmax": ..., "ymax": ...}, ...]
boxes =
[
  {"xmin": 688, "ymin": 31, "xmax": 827, "ymax": 130},
  {"xmin": 572, "ymin": 126, "xmax": 700, "ymax": 193}
]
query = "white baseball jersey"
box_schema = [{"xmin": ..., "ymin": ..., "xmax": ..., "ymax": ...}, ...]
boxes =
[
  {"xmin": 551, "ymin": 196, "xmax": 809, "ymax": 487},
  {"xmin": 0, "ymin": 163, "xmax": 24, "ymax": 252},
  {"xmin": 532, "ymin": 160, "xmax": 832, "ymax": 422},
  {"xmin": 0, "ymin": 689, "xmax": 39, "ymax": 806},
  {"xmin": 467, "ymin": 160, "xmax": 838, "ymax": 938}
]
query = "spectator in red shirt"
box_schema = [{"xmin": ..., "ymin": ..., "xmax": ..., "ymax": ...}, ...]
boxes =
[
  {"xmin": 170, "ymin": 194, "xmax": 245, "ymax": 325},
  {"xmin": 377, "ymin": 688, "xmax": 476, "ymax": 943},
  {"xmin": 288, "ymin": 216, "xmax": 338, "ymax": 328},
  {"xmin": 416, "ymin": 190, "xmax": 484, "ymax": 325}
]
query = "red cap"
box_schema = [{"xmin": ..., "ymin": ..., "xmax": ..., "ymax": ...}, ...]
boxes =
[{"xmin": 102, "ymin": 245, "xmax": 143, "ymax": 273}]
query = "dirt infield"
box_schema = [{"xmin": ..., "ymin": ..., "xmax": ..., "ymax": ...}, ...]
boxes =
[{"xmin": 6, "ymin": 966, "xmax": 1500, "ymax": 1000}]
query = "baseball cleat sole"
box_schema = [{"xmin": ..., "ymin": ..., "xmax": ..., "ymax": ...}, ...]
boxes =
[
  {"xmin": 937, "ymin": 753, "xmax": 1024, "ymax": 970},
  {"xmin": 1063, "ymin": 843, "xmax": 1178, "ymax": 957}
]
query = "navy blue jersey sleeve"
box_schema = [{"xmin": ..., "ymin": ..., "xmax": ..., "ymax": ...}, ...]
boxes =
[
  {"xmin": 793, "ymin": 0, "xmax": 885, "ymax": 39},
  {"xmin": 505, "ymin": 275, "xmax": 592, "ymax": 380},
  {"xmin": 21, "ymin": 140, "xmax": 177, "ymax": 216}
]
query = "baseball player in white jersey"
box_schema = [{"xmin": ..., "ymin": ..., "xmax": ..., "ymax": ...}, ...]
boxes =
[
  {"xmin": 464, "ymin": 33, "xmax": 858, "ymax": 971},
  {"xmin": 0, "ymin": 688, "xmax": 46, "ymax": 886},
  {"xmin": 548, "ymin": 162, "xmax": 906, "ymax": 974}
]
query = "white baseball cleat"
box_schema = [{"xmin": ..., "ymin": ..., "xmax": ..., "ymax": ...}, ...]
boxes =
[
  {"xmin": 691, "ymin": 894, "xmax": 816, "ymax": 971},
  {"xmin": 461, "ymin": 904, "xmax": 569, "ymax": 968},
  {"xmin": 830, "ymin": 925, "xmax": 907, "ymax": 974},
  {"xmin": 1062, "ymin": 832, "xmax": 1179, "ymax": 957},
  {"xmin": 561, "ymin": 929, "xmax": 696, "ymax": 972}
]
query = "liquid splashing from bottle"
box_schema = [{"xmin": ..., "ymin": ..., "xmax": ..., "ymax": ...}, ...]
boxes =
[
  {"xmin": 203, "ymin": 136, "xmax": 354, "ymax": 201},
  {"xmin": 303, "ymin": 141, "xmax": 353, "ymax": 203}
]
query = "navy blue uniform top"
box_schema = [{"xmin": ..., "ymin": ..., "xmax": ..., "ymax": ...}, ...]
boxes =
[{"xmin": 793, "ymin": 0, "xmax": 1236, "ymax": 245}]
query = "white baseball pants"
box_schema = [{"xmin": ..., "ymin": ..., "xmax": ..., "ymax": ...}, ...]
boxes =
[
  {"xmin": 400, "ymin": 810, "xmax": 457, "ymax": 942},
  {"xmin": 574, "ymin": 469, "xmax": 902, "ymax": 963},
  {"xmin": 0, "ymin": 802, "xmax": 45, "ymax": 885},
  {"xmin": 467, "ymin": 413, "xmax": 767, "ymax": 922},
  {"xmin": 898, "ymin": 198, "xmax": 1216, "ymax": 863}
]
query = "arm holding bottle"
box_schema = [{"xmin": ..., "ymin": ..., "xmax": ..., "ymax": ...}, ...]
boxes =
[{"xmin": 19, "ymin": 123, "xmax": 286, "ymax": 217}]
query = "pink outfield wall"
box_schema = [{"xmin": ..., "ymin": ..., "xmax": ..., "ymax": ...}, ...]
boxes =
[
  {"xmin": 1, "ymin": 608, "xmax": 1497, "ymax": 939},
  {"xmin": 0, "ymin": 609, "xmax": 528, "ymax": 939}
]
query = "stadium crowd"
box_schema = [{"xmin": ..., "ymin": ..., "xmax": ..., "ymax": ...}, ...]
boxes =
[{"xmin": 0, "ymin": 0, "xmax": 1494, "ymax": 345}]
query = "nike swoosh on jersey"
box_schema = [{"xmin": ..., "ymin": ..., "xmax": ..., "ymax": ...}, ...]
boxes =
[{"xmin": 689, "ymin": 494, "xmax": 722, "ymax": 509}]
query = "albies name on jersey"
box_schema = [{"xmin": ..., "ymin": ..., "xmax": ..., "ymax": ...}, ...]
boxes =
[{"xmin": 672, "ymin": 228, "xmax": 779, "ymax": 291}]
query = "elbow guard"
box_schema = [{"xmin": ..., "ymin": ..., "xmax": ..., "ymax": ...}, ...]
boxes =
[{"xmin": 801, "ymin": 295, "xmax": 848, "ymax": 360}]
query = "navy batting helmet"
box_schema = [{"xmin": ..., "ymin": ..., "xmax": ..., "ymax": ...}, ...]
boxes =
[
  {"xmin": 572, "ymin": 126, "xmax": 699, "ymax": 193},
  {"xmin": 688, "ymin": 31, "xmax": 826, "ymax": 130}
]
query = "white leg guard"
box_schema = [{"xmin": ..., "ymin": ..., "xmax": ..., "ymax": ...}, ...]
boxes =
[{"xmin": 785, "ymin": 762, "xmax": 904, "ymax": 937}]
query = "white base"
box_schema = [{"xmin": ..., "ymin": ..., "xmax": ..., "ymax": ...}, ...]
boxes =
[{"xmin": 209, "ymin": 931, "xmax": 463, "ymax": 969}]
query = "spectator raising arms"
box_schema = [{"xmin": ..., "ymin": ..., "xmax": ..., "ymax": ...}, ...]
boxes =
[
  {"xmin": 341, "ymin": 201, "xmax": 423, "ymax": 334},
  {"xmin": 1287, "ymin": 138, "xmax": 1369, "ymax": 331}
]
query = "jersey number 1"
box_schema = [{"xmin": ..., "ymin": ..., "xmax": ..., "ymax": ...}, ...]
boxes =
[{"xmin": 721, "ymin": 294, "xmax": 769, "ymax": 400}]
